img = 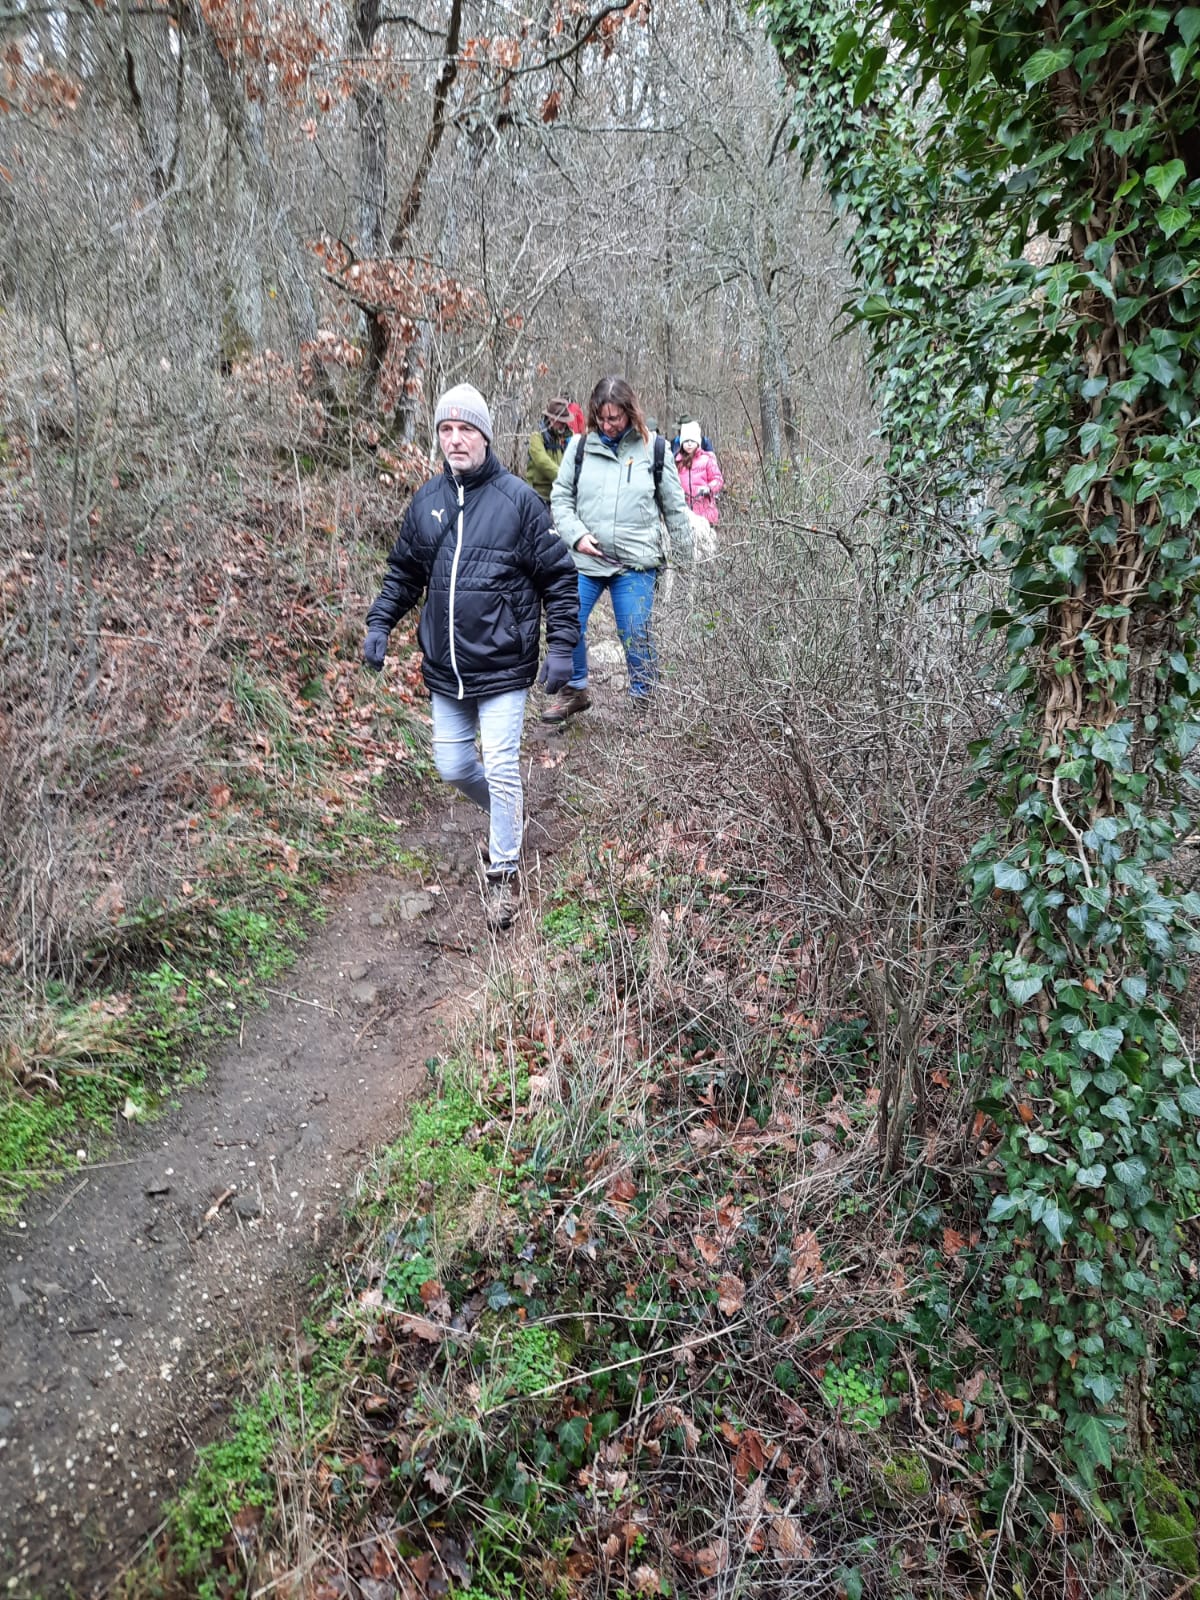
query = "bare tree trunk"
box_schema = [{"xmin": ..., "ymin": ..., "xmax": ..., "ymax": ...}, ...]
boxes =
[
  {"xmin": 177, "ymin": 0, "xmax": 334, "ymax": 402},
  {"xmin": 752, "ymin": 271, "xmax": 784, "ymax": 463},
  {"xmin": 390, "ymin": 1, "xmax": 464, "ymax": 431},
  {"xmin": 353, "ymin": 0, "xmax": 389, "ymax": 398},
  {"xmin": 663, "ymin": 237, "xmax": 679, "ymax": 426}
]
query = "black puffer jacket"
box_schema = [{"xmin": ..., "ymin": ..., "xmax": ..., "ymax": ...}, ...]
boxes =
[{"xmin": 366, "ymin": 450, "xmax": 579, "ymax": 700}]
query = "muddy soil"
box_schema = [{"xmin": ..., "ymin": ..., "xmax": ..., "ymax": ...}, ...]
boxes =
[{"xmin": 0, "ymin": 691, "xmax": 609, "ymax": 1598}]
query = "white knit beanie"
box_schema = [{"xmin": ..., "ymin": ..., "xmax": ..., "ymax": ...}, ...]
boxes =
[
  {"xmin": 680, "ymin": 421, "xmax": 702, "ymax": 448},
  {"xmin": 434, "ymin": 383, "xmax": 493, "ymax": 442}
]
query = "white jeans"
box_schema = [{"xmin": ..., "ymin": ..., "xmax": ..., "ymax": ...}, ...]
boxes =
[{"xmin": 430, "ymin": 689, "xmax": 526, "ymax": 874}]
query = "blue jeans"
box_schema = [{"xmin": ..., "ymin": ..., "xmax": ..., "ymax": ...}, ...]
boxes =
[
  {"xmin": 430, "ymin": 689, "xmax": 526, "ymax": 874},
  {"xmin": 570, "ymin": 568, "xmax": 659, "ymax": 699}
]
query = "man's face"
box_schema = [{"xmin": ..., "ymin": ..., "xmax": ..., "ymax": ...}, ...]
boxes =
[{"xmin": 439, "ymin": 419, "xmax": 488, "ymax": 473}]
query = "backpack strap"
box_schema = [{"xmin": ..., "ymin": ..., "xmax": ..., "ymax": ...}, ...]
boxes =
[{"xmin": 572, "ymin": 432, "xmax": 665, "ymax": 510}]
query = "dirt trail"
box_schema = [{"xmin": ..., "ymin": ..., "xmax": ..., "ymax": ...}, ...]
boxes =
[{"xmin": 0, "ymin": 707, "xmax": 585, "ymax": 1598}]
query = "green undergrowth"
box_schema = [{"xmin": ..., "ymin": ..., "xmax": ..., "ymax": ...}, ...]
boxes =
[
  {"xmin": 0, "ymin": 722, "xmax": 428, "ymax": 1221},
  {"xmin": 139, "ymin": 818, "xmax": 1199, "ymax": 1600}
]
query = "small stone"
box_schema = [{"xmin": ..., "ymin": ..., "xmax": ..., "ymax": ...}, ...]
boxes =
[
  {"xmin": 232, "ymin": 1194, "xmax": 263, "ymax": 1221},
  {"xmin": 392, "ymin": 891, "xmax": 435, "ymax": 922},
  {"xmin": 0, "ymin": 1406, "xmax": 13, "ymax": 1431},
  {"xmin": 347, "ymin": 962, "xmax": 370, "ymax": 981},
  {"xmin": 367, "ymin": 912, "xmax": 386, "ymax": 929},
  {"xmin": 32, "ymin": 1279, "xmax": 66, "ymax": 1300},
  {"xmin": 7, "ymin": 1283, "xmax": 30, "ymax": 1312},
  {"xmin": 349, "ymin": 981, "xmax": 379, "ymax": 1010}
]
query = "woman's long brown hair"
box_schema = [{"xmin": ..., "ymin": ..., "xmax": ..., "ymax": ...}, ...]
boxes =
[{"xmin": 586, "ymin": 376, "xmax": 649, "ymax": 444}]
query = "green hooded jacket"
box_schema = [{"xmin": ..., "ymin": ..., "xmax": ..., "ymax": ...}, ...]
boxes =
[
  {"xmin": 526, "ymin": 424, "xmax": 568, "ymax": 502},
  {"xmin": 550, "ymin": 431, "xmax": 693, "ymax": 577}
]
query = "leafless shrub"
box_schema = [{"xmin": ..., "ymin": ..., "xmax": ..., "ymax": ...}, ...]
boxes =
[{"xmin": 574, "ymin": 459, "xmax": 1002, "ymax": 1188}]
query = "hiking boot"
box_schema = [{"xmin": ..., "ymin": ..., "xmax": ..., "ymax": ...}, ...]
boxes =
[
  {"xmin": 541, "ymin": 686, "xmax": 592, "ymax": 724},
  {"xmin": 484, "ymin": 871, "xmax": 519, "ymax": 931}
]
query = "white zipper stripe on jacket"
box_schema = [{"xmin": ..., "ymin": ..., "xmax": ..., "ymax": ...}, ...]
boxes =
[{"xmin": 447, "ymin": 477, "xmax": 465, "ymax": 699}]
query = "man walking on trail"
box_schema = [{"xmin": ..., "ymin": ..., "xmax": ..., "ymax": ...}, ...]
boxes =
[{"xmin": 362, "ymin": 383, "xmax": 579, "ymax": 931}]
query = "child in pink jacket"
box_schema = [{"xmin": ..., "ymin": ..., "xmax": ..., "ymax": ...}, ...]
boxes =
[{"xmin": 674, "ymin": 422, "xmax": 724, "ymax": 525}]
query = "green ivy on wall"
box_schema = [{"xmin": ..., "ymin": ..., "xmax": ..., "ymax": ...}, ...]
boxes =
[{"xmin": 755, "ymin": 0, "xmax": 1200, "ymax": 1492}]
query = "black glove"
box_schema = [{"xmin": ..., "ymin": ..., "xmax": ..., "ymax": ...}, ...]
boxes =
[
  {"xmin": 363, "ymin": 627, "xmax": 389, "ymax": 671},
  {"xmin": 539, "ymin": 646, "xmax": 575, "ymax": 694}
]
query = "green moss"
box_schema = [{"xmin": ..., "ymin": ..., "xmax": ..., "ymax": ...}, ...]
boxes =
[
  {"xmin": 1136, "ymin": 1467, "xmax": 1199, "ymax": 1579},
  {"xmin": 875, "ymin": 1449, "xmax": 932, "ymax": 1502}
]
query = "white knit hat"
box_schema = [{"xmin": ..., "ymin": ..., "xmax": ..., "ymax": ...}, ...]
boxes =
[
  {"xmin": 680, "ymin": 421, "xmax": 702, "ymax": 448},
  {"xmin": 434, "ymin": 382, "xmax": 493, "ymax": 442}
]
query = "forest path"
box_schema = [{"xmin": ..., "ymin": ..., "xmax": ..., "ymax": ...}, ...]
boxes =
[{"xmin": 0, "ymin": 663, "xmax": 624, "ymax": 1597}]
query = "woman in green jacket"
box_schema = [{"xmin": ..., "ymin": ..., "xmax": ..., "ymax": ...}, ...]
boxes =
[
  {"xmin": 546, "ymin": 376, "xmax": 692, "ymax": 719},
  {"xmin": 525, "ymin": 397, "xmax": 573, "ymax": 503}
]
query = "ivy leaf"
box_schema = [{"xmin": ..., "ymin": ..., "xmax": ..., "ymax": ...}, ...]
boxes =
[
  {"xmin": 988, "ymin": 1193, "xmax": 1024, "ymax": 1223},
  {"xmin": 1075, "ymin": 1164, "xmax": 1107, "ymax": 1188},
  {"xmin": 1078, "ymin": 1027, "xmax": 1123, "ymax": 1062},
  {"xmin": 1156, "ymin": 205, "xmax": 1191, "ymax": 240},
  {"xmin": 1069, "ymin": 1412, "xmax": 1116, "ymax": 1474},
  {"xmin": 1147, "ymin": 161, "xmax": 1187, "ymax": 201},
  {"xmin": 1102, "ymin": 1096, "xmax": 1132, "ymax": 1127},
  {"xmin": 1062, "ymin": 460, "xmax": 1102, "ymax": 497},
  {"xmin": 1003, "ymin": 957, "xmax": 1049, "ymax": 1004},
  {"xmin": 1036, "ymin": 1198, "xmax": 1071, "ymax": 1245},
  {"xmin": 993, "ymin": 860, "xmax": 1029, "ymax": 892},
  {"xmin": 1022, "ymin": 46, "xmax": 1072, "ymax": 86},
  {"xmin": 1179, "ymin": 9, "xmax": 1200, "ymax": 47},
  {"xmin": 1131, "ymin": 345, "xmax": 1182, "ymax": 386},
  {"xmin": 1082, "ymin": 1373, "xmax": 1119, "ymax": 1405},
  {"xmin": 1177, "ymin": 1083, "xmax": 1200, "ymax": 1115},
  {"xmin": 557, "ymin": 1416, "xmax": 590, "ymax": 1464},
  {"xmin": 1113, "ymin": 1158, "xmax": 1147, "ymax": 1185},
  {"xmin": 1048, "ymin": 544, "xmax": 1081, "ymax": 580}
]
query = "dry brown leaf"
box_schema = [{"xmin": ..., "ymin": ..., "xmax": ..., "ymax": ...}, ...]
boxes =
[
  {"xmin": 688, "ymin": 1539, "xmax": 731, "ymax": 1577},
  {"xmin": 769, "ymin": 1515, "xmax": 815, "ymax": 1562},
  {"xmin": 419, "ymin": 1279, "xmax": 451, "ymax": 1319},
  {"xmin": 693, "ymin": 1232, "xmax": 721, "ymax": 1265},
  {"xmin": 733, "ymin": 1428, "xmax": 767, "ymax": 1481},
  {"xmin": 961, "ymin": 1369, "xmax": 987, "ymax": 1405},
  {"xmin": 396, "ymin": 1312, "xmax": 444, "ymax": 1343},
  {"xmin": 716, "ymin": 1272, "xmax": 745, "ymax": 1316},
  {"xmin": 607, "ymin": 1173, "xmax": 638, "ymax": 1203},
  {"xmin": 788, "ymin": 1227, "xmax": 823, "ymax": 1286}
]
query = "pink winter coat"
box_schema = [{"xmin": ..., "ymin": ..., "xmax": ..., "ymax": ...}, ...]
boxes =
[{"xmin": 675, "ymin": 448, "xmax": 724, "ymax": 525}]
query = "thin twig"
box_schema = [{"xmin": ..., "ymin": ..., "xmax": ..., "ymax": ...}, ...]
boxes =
[
  {"xmin": 44, "ymin": 1176, "xmax": 88, "ymax": 1225},
  {"xmin": 260, "ymin": 986, "xmax": 340, "ymax": 1014}
]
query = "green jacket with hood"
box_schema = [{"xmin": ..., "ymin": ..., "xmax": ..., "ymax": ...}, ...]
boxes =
[
  {"xmin": 526, "ymin": 423, "xmax": 569, "ymax": 502},
  {"xmin": 550, "ymin": 430, "xmax": 693, "ymax": 578}
]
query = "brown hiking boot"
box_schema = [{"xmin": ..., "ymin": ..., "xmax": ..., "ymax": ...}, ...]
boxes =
[
  {"xmin": 484, "ymin": 872, "xmax": 519, "ymax": 931},
  {"xmin": 541, "ymin": 686, "xmax": 592, "ymax": 724}
]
